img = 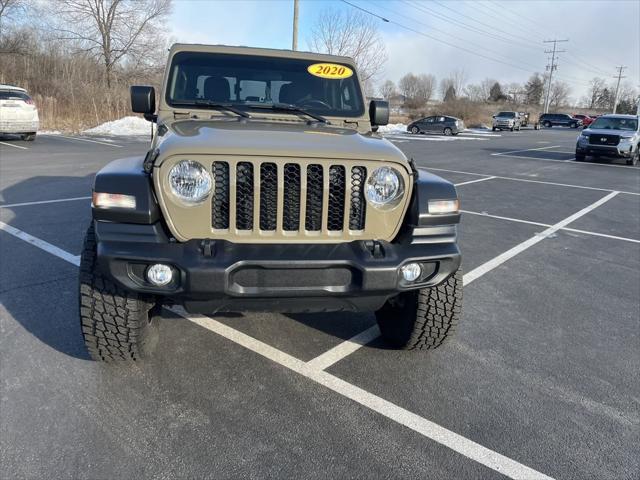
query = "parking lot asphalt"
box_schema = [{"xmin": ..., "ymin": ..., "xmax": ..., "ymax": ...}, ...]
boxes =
[{"xmin": 1, "ymin": 127, "xmax": 639, "ymax": 479}]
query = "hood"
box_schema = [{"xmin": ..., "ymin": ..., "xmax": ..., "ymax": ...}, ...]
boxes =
[
  {"xmin": 154, "ymin": 119, "xmax": 406, "ymax": 164},
  {"xmin": 584, "ymin": 128, "xmax": 637, "ymax": 136}
]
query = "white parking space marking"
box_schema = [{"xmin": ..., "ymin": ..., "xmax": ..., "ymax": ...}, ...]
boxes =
[
  {"xmin": 492, "ymin": 152, "xmax": 637, "ymax": 170},
  {"xmin": 386, "ymin": 134, "xmax": 489, "ymax": 142},
  {"xmin": 492, "ymin": 145, "xmax": 562, "ymax": 156},
  {"xmin": 305, "ymin": 325, "xmax": 381, "ymax": 371},
  {"xmin": 310, "ymin": 191, "xmax": 622, "ymax": 370},
  {"xmin": 463, "ymin": 191, "xmax": 619, "ymax": 285},
  {"xmin": 461, "ymin": 210, "xmax": 640, "ymax": 244},
  {"xmin": 0, "ymin": 196, "xmax": 91, "ymax": 209},
  {"xmin": 0, "ymin": 221, "xmax": 81, "ymax": 266},
  {"xmin": 0, "ymin": 141, "xmax": 28, "ymax": 150},
  {"xmin": 179, "ymin": 309, "xmax": 554, "ymax": 480},
  {"xmin": 2, "ymin": 223, "xmax": 555, "ymax": 480},
  {"xmin": 454, "ymin": 176, "xmax": 497, "ymax": 187},
  {"xmin": 56, "ymin": 135, "xmax": 123, "ymax": 147},
  {"xmin": 426, "ymin": 167, "xmax": 640, "ymax": 196}
]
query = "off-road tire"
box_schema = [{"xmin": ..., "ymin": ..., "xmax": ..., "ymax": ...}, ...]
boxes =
[
  {"xmin": 79, "ymin": 224, "xmax": 159, "ymax": 362},
  {"xmin": 376, "ymin": 269, "xmax": 462, "ymax": 350},
  {"xmin": 22, "ymin": 132, "xmax": 36, "ymax": 141},
  {"xmin": 411, "ymin": 126, "xmax": 420, "ymax": 134}
]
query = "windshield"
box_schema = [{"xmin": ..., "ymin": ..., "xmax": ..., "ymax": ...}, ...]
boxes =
[
  {"xmin": 589, "ymin": 117, "xmax": 638, "ymax": 131},
  {"xmin": 166, "ymin": 52, "xmax": 365, "ymax": 117},
  {"xmin": 497, "ymin": 112, "xmax": 515, "ymax": 117}
]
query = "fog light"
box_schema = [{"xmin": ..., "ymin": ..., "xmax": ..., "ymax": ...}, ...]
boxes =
[
  {"xmin": 146, "ymin": 264, "xmax": 173, "ymax": 286},
  {"xmin": 401, "ymin": 263, "xmax": 422, "ymax": 282}
]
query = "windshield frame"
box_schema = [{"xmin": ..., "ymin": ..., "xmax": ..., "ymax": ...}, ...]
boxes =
[{"xmin": 163, "ymin": 51, "xmax": 366, "ymax": 119}]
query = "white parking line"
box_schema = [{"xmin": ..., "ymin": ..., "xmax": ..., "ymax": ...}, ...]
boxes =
[
  {"xmin": 0, "ymin": 196, "xmax": 91, "ymax": 209},
  {"xmin": 1, "ymin": 223, "xmax": 555, "ymax": 480},
  {"xmin": 463, "ymin": 191, "xmax": 619, "ymax": 285},
  {"xmin": 305, "ymin": 325, "xmax": 381, "ymax": 371},
  {"xmin": 0, "ymin": 141, "xmax": 28, "ymax": 150},
  {"xmin": 461, "ymin": 210, "xmax": 640, "ymax": 244},
  {"xmin": 0, "ymin": 221, "xmax": 80, "ymax": 266},
  {"xmin": 57, "ymin": 135, "xmax": 123, "ymax": 147},
  {"xmin": 179, "ymin": 309, "xmax": 554, "ymax": 480},
  {"xmin": 492, "ymin": 152, "xmax": 637, "ymax": 169},
  {"xmin": 492, "ymin": 145, "xmax": 562, "ymax": 156},
  {"xmin": 454, "ymin": 176, "xmax": 497, "ymax": 187},
  {"xmin": 309, "ymin": 192, "xmax": 621, "ymax": 371},
  {"xmin": 426, "ymin": 167, "xmax": 640, "ymax": 196}
]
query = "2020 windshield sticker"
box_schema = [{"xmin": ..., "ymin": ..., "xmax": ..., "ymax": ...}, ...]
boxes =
[{"xmin": 307, "ymin": 63, "xmax": 353, "ymax": 79}]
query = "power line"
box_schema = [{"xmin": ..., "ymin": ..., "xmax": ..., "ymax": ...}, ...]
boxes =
[
  {"xmin": 543, "ymin": 39, "xmax": 568, "ymax": 113},
  {"xmin": 612, "ymin": 66, "xmax": 627, "ymax": 114}
]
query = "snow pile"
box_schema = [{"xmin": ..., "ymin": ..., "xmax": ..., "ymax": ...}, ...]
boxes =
[
  {"xmin": 38, "ymin": 130, "xmax": 61, "ymax": 135},
  {"xmin": 84, "ymin": 116, "xmax": 151, "ymax": 136},
  {"xmin": 376, "ymin": 123, "xmax": 407, "ymax": 135}
]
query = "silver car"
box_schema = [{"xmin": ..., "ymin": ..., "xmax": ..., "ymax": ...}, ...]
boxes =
[
  {"xmin": 0, "ymin": 85, "xmax": 39, "ymax": 141},
  {"xmin": 492, "ymin": 111, "xmax": 521, "ymax": 131},
  {"xmin": 575, "ymin": 114, "xmax": 639, "ymax": 165}
]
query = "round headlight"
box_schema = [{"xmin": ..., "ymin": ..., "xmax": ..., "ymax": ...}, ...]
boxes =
[
  {"xmin": 168, "ymin": 160, "xmax": 212, "ymax": 204},
  {"xmin": 365, "ymin": 166, "xmax": 404, "ymax": 208}
]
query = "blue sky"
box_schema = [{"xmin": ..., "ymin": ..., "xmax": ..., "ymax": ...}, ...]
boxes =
[{"xmin": 169, "ymin": 0, "xmax": 640, "ymax": 101}]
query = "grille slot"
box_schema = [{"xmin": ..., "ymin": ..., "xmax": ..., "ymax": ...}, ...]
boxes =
[
  {"xmin": 282, "ymin": 163, "xmax": 301, "ymax": 230},
  {"xmin": 211, "ymin": 161, "xmax": 230, "ymax": 229},
  {"xmin": 259, "ymin": 163, "xmax": 278, "ymax": 231},
  {"xmin": 349, "ymin": 166, "xmax": 366, "ymax": 230},
  {"xmin": 305, "ymin": 164, "xmax": 324, "ymax": 231},
  {"xmin": 236, "ymin": 162, "xmax": 254, "ymax": 230},
  {"xmin": 328, "ymin": 166, "xmax": 346, "ymax": 231}
]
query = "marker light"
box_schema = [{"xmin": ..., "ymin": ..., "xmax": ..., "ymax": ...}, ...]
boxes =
[
  {"xmin": 428, "ymin": 199, "xmax": 459, "ymax": 214},
  {"xmin": 146, "ymin": 264, "xmax": 173, "ymax": 286},
  {"xmin": 92, "ymin": 192, "xmax": 136, "ymax": 209}
]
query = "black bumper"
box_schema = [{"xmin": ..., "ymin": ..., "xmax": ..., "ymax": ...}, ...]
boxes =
[{"xmin": 95, "ymin": 221, "xmax": 461, "ymax": 313}]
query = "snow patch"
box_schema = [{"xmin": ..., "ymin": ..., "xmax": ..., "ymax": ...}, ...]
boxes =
[
  {"xmin": 376, "ymin": 123, "xmax": 407, "ymax": 135},
  {"xmin": 83, "ymin": 116, "xmax": 151, "ymax": 136},
  {"xmin": 38, "ymin": 130, "xmax": 61, "ymax": 135}
]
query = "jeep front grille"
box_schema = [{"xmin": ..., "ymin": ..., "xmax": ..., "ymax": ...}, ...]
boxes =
[
  {"xmin": 156, "ymin": 156, "xmax": 412, "ymax": 243},
  {"xmin": 211, "ymin": 160, "xmax": 366, "ymax": 234}
]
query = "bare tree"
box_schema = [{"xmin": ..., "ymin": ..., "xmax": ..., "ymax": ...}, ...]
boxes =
[
  {"xmin": 416, "ymin": 74, "xmax": 436, "ymax": 104},
  {"xmin": 449, "ymin": 68, "xmax": 467, "ymax": 95},
  {"xmin": 45, "ymin": 0, "xmax": 172, "ymax": 88},
  {"xmin": 439, "ymin": 77, "xmax": 454, "ymax": 100},
  {"xmin": 308, "ymin": 8, "xmax": 387, "ymax": 83},
  {"xmin": 548, "ymin": 81, "xmax": 571, "ymax": 109},
  {"xmin": 379, "ymin": 79, "xmax": 396, "ymax": 99},
  {"xmin": 463, "ymin": 83, "xmax": 484, "ymax": 102},
  {"xmin": 585, "ymin": 77, "xmax": 606, "ymax": 109}
]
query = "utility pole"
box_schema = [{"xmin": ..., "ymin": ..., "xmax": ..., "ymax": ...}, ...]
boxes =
[
  {"xmin": 292, "ymin": 0, "xmax": 299, "ymax": 51},
  {"xmin": 611, "ymin": 66, "xmax": 627, "ymax": 113},
  {"xmin": 542, "ymin": 39, "xmax": 568, "ymax": 113}
]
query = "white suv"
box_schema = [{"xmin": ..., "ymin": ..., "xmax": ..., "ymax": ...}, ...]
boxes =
[{"xmin": 0, "ymin": 85, "xmax": 39, "ymax": 141}]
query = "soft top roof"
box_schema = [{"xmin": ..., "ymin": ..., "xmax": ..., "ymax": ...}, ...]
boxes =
[{"xmin": 168, "ymin": 43, "xmax": 357, "ymax": 66}]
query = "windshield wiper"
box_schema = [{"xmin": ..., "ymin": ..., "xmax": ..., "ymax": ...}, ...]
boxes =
[
  {"xmin": 249, "ymin": 103, "xmax": 329, "ymax": 124},
  {"xmin": 174, "ymin": 100, "xmax": 251, "ymax": 118}
]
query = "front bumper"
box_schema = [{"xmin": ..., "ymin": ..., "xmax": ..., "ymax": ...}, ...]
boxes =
[
  {"xmin": 576, "ymin": 139, "xmax": 635, "ymax": 158},
  {"xmin": 95, "ymin": 221, "xmax": 461, "ymax": 313}
]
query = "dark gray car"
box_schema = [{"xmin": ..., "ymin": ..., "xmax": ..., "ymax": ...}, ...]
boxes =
[
  {"xmin": 539, "ymin": 113, "xmax": 581, "ymax": 128},
  {"xmin": 408, "ymin": 115, "xmax": 464, "ymax": 136}
]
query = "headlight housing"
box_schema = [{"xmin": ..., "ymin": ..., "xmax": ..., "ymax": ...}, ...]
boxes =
[
  {"xmin": 168, "ymin": 160, "xmax": 212, "ymax": 204},
  {"xmin": 365, "ymin": 166, "xmax": 404, "ymax": 209}
]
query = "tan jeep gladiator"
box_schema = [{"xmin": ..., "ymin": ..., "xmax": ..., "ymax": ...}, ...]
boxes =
[{"xmin": 80, "ymin": 44, "xmax": 462, "ymax": 361}]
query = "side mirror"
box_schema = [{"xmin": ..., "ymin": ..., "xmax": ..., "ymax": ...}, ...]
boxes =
[
  {"xmin": 369, "ymin": 100, "xmax": 389, "ymax": 127},
  {"xmin": 130, "ymin": 86, "xmax": 156, "ymax": 120}
]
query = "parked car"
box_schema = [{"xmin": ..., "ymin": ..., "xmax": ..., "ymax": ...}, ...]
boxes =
[
  {"xmin": 575, "ymin": 114, "xmax": 639, "ymax": 165},
  {"xmin": 0, "ymin": 85, "xmax": 39, "ymax": 141},
  {"xmin": 492, "ymin": 111, "xmax": 521, "ymax": 131},
  {"xmin": 572, "ymin": 114, "xmax": 594, "ymax": 127},
  {"xmin": 539, "ymin": 113, "xmax": 581, "ymax": 128},
  {"xmin": 407, "ymin": 115, "xmax": 464, "ymax": 136}
]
